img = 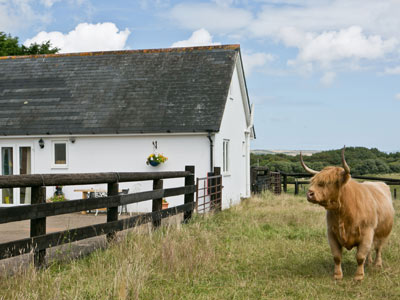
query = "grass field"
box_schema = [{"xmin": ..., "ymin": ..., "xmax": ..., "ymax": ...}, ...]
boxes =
[{"xmin": 1, "ymin": 192, "xmax": 400, "ymax": 300}]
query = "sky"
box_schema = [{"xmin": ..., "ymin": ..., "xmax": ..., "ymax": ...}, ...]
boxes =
[{"xmin": 1, "ymin": 0, "xmax": 400, "ymax": 152}]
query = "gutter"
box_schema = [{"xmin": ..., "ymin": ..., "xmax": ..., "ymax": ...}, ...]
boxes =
[{"xmin": 207, "ymin": 131, "xmax": 214, "ymax": 172}]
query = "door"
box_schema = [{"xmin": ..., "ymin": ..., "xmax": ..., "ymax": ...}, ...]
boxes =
[
  {"xmin": 1, "ymin": 147, "xmax": 13, "ymax": 204},
  {"xmin": 1, "ymin": 144, "xmax": 33, "ymax": 205},
  {"xmin": 19, "ymin": 146, "xmax": 32, "ymax": 204}
]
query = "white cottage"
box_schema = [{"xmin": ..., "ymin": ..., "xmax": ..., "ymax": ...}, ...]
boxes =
[{"xmin": 0, "ymin": 45, "xmax": 254, "ymax": 211}]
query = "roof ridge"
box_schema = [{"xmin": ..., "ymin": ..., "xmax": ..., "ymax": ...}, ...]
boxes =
[{"xmin": 0, "ymin": 44, "xmax": 240, "ymax": 60}]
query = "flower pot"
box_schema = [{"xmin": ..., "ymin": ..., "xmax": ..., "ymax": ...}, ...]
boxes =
[
  {"xmin": 149, "ymin": 160, "xmax": 160, "ymax": 167},
  {"xmin": 162, "ymin": 202, "xmax": 169, "ymax": 210}
]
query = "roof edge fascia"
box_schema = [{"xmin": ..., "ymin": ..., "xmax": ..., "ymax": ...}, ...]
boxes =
[
  {"xmin": 0, "ymin": 132, "xmax": 213, "ymax": 139},
  {"xmin": 235, "ymin": 49, "xmax": 255, "ymax": 139},
  {"xmin": 0, "ymin": 44, "xmax": 241, "ymax": 61}
]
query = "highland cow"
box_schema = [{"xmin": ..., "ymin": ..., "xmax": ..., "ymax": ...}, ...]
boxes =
[{"xmin": 300, "ymin": 147, "xmax": 394, "ymax": 280}]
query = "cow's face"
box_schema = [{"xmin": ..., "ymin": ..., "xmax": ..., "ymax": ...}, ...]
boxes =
[
  {"xmin": 307, "ymin": 167, "xmax": 345, "ymax": 209},
  {"xmin": 300, "ymin": 147, "xmax": 351, "ymax": 210}
]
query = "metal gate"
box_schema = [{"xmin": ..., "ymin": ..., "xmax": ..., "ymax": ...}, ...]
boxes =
[
  {"xmin": 196, "ymin": 168, "xmax": 222, "ymax": 214},
  {"xmin": 269, "ymin": 171, "xmax": 281, "ymax": 194}
]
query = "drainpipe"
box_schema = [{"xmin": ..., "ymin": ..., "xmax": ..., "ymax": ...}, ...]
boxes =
[{"xmin": 207, "ymin": 131, "xmax": 214, "ymax": 172}]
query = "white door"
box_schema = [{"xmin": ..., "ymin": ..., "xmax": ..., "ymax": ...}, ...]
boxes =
[{"xmin": 1, "ymin": 144, "xmax": 33, "ymax": 206}]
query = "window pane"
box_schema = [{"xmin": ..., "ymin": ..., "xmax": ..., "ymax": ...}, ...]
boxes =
[
  {"xmin": 223, "ymin": 140, "xmax": 229, "ymax": 173},
  {"xmin": 55, "ymin": 143, "xmax": 66, "ymax": 164},
  {"xmin": 2, "ymin": 147, "xmax": 13, "ymax": 204}
]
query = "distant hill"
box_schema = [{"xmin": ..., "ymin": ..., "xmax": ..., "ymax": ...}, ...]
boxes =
[{"xmin": 251, "ymin": 149, "xmax": 321, "ymax": 156}]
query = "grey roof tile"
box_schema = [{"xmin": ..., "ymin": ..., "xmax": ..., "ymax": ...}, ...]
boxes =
[{"xmin": 0, "ymin": 45, "xmax": 240, "ymax": 136}]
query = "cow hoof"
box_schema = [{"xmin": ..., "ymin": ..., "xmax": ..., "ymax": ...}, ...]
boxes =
[
  {"xmin": 354, "ymin": 274, "xmax": 364, "ymax": 281},
  {"xmin": 374, "ymin": 262, "xmax": 383, "ymax": 268},
  {"xmin": 333, "ymin": 274, "xmax": 343, "ymax": 280}
]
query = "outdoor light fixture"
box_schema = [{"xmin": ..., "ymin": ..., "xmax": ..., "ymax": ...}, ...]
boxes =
[
  {"xmin": 70, "ymin": 137, "xmax": 76, "ymax": 143},
  {"xmin": 38, "ymin": 138, "xmax": 45, "ymax": 149}
]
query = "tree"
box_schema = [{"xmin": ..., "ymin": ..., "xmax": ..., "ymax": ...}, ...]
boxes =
[{"xmin": 0, "ymin": 32, "xmax": 59, "ymax": 56}]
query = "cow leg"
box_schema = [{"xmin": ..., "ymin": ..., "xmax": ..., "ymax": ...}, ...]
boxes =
[
  {"xmin": 374, "ymin": 237, "xmax": 387, "ymax": 268},
  {"xmin": 328, "ymin": 231, "xmax": 343, "ymax": 280},
  {"xmin": 354, "ymin": 229, "xmax": 374, "ymax": 281},
  {"xmin": 366, "ymin": 252, "xmax": 373, "ymax": 265}
]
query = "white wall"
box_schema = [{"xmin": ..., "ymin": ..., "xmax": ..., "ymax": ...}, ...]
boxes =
[
  {"xmin": 214, "ymin": 64, "xmax": 251, "ymax": 209},
  {"xmin": 0, "ymin": 134, "xmax": 210, "ymax": 211}
]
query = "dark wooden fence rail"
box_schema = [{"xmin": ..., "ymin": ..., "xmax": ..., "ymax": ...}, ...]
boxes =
[
  {"xmin": 280, "ymin": 172, "xmax": 400, "ymax": 197},
  {"xmin": 0, "ymin": 166, "xmax": 195, "ymax": 268}
]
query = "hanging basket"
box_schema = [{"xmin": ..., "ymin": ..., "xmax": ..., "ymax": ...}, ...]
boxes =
[
  {"xmin": 146, "ymin": 153, "xmax": 168, "ymax": 167},
  {"xmin": 149, "ymin": 160, "xmax": 160, "ymax": 167}
]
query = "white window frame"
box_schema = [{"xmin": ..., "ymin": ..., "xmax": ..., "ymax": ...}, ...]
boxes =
[
  {"xmin": 52, "ymin": 140, "xmax": 68, "ymax": 169},
  {"xmin": 223, "ymin": 139, "xmax": 230, "ymax": 175}
]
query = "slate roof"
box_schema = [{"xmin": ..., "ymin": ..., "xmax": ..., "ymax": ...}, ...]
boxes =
[{"xmin": 0, "ymin": 45, "xmax": 243, "ymax": 136}]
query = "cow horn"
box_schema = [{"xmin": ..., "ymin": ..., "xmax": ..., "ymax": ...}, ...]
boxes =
[
  {"xmin": 300, "ymin": 152, "xmax": 319, "ymax": 175},
  {"xmin": 341, "ymin": 146, "xmax": 350, "ymax": 174}
]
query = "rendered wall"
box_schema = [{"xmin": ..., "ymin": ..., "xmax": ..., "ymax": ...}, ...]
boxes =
[
  {"xmin": 0, "ymin": 134, "xmax": 210, "ymax": 211},
  {"xmin": 214, "ymin": 64, "xmax": 251, "ymax": 209}
]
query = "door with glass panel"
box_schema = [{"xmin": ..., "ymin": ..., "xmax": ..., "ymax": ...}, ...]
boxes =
[{"xmin": 1, "ymin": 145, "xmax": 32, "ymax": 205}]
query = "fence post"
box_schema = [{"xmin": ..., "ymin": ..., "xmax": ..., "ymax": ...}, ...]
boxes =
[
  {"xmin": 207, "ymin": 170, "xmax": 215, "ymax": 210},
  {"xmin": 107, "ymin": 182, "xmax": 119, "ymax": 242},
  {"xmin": 294, "ymin": 181, "xmax": 299, "ymax": 195},
  {"xmin": 184, "ymin": 165, "xmax": 195, "ymax": 223},
  {"xmin": 213, "ymin": 167, "xmax": 222, "ymax": 211},
  {"xmin": 31, "ymin": 186, "xmax": 46, "ymax": 268},
  {"xmin": 394, "ymin": 188, "xmax": 397, "ymax": 200},
  {"xmin": 152, "ymin": 179, "xmax": 163, "ymax": 228},
  {"xmin": 282, "ymin": 174, "xmax": 287, "ymax": 193},
  {"xmin": 250, "ymin": 167, "xmax": 257, "ymax": 194}
]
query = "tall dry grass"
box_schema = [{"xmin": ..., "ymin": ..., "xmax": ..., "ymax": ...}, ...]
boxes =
[{"xmin": 1, "ymin": 192, "xmax": 400, "ymax": 299}]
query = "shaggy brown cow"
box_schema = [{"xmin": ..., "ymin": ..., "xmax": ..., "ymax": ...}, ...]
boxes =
[{"xmin": 300, "ymin": 147, "xmax": 394, "ymax": 281}]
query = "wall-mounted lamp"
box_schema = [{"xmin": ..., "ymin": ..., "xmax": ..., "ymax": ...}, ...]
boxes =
[
  {"xmin": 70, "ymin": 137, "xmax": 76, "ymax": 143},
  {"xmin": 38, "ymin": 138, "xmax": 45, "ymax": 149}
]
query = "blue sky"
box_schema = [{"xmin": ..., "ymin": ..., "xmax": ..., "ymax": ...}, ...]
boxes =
[{"xmin": 1, "ymin": 0, "xmax": 400, "ymax": 152}]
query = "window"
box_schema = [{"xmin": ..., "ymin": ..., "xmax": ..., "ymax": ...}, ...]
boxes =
[
  {"xmin": 53, "ymin": 141, "xmax": 68, "ymax": 168},
  {"xmin": 223, "ymin": 139, "xmax": 230, "ymax": 174}
]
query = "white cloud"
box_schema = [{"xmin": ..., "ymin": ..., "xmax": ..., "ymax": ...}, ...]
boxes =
[
  {"xmin": 286, "ymin": 26, "xmax": 397, "ymax": 69},
  {"xmin": 169, "ymin": 3, "xmax": 252, "ymax": 34},
  {"xmin": 24, "ymin": 22, "xmax": 131, "ymax": 53},
  {"xmin": 250, "ymin": 1, "xmax": 400, "ymax": 41},
  {"xmin": 384, "ymin": 66, "xmax": 400, "ymax": 75},
  {"xmin": 241, "ymin": 52, "xmax": 274, "ymax": 75},
  {"xmin": 212, "ymin": 0, "xmax": 236, "ymax": 7},
  {"xmin": 171, "ymin": 29, "xmax": 220, "ymax": 48},
  {"xmin": 320, "ymin": 72, "xmax": 336, "ymax": 86},
  {"xmin": 396, "ymin": 93, "xmax": 400, "ymax": 100},
  {"xmin": 40, "ymin": 0, "xmax": 60, "ymax": 7},
  {"xmin": 0, "ymin": 0, "xmax": 50, "ymax": 32},
  {"xmin": 40, "ymin": 0, "xmax": 87, "ymax": 7},
  {"xmin": 167, "ymin": 1, "xmax": 400, "ymax": 75},
  {"xmin": 139, "ymin": 0, "xmax": 170, "ymax": 10}
]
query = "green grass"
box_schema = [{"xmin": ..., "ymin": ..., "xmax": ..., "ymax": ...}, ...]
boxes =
[{"xmin": 1, "ymin": 192, "xmax": 400, "ymax": 300}]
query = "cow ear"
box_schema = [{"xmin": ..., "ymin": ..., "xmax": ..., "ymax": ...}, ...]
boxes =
[{"xmin": 341, "ymin": 171, "xmax": 350, "ymax": 185}]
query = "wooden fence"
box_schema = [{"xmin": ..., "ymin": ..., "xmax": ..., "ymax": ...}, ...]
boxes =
[
  {"xmin": 0, "ymin": 166, "xmax": 195, "ymax": 268},
  {"xmin": 280, "ymin": 172, "xmax": 400, "ymax": 197},
  {"xmin": 251, "ymin": 168, "xmax": 400, "ymax": 198}
]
